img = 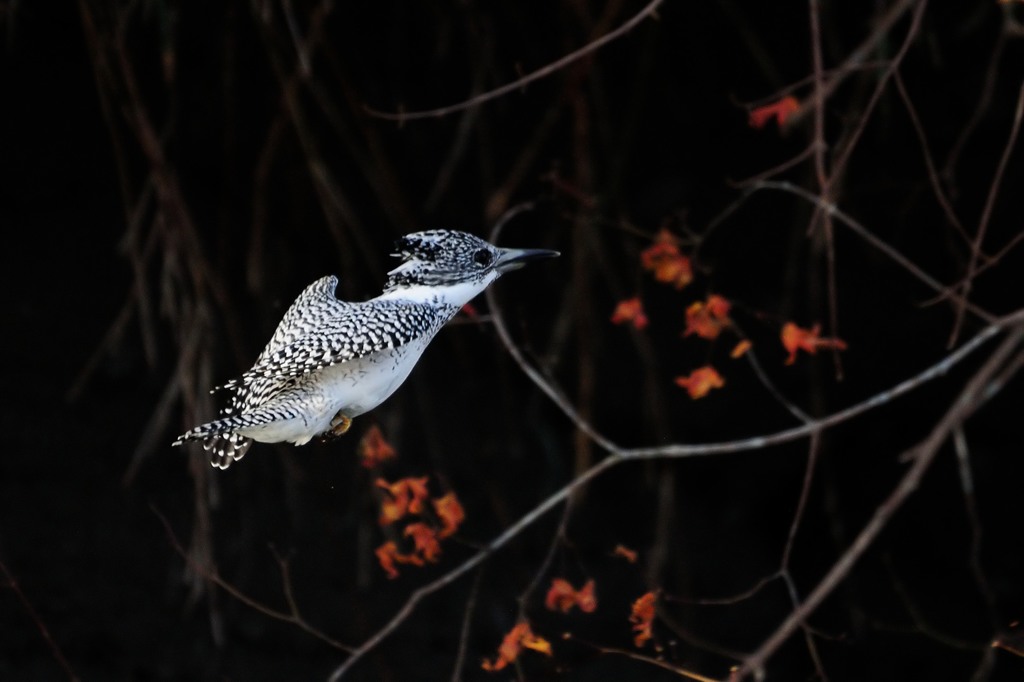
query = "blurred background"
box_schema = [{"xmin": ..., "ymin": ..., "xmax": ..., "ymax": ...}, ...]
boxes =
[{"xmin": 2, "ymin": 1, "xmax": 1024, "ymax": 680}]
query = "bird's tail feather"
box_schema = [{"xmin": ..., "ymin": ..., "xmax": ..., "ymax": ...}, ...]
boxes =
[
  {"xmin": 173, "ymin": 417, "xmax": 256, "ymax": 469},
  {"xmin": 205, "ymin": 433, "xmax": 253, "ymax": 469},
  {"xmin": 174, "ymin": 398, "xmax": 302, "ymax": 468}
]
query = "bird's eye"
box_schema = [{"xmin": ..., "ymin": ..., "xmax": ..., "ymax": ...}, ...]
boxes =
[{"xmin": 473, "ymin": 249, "xmax": 493, "ymax": 266}]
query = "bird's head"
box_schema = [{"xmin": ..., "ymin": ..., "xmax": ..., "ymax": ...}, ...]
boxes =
[{"xmin": 384, "ymin": 230, "xmax": 558, "ymax": 295}]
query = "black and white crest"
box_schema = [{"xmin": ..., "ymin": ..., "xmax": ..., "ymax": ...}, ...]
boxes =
[{"xmin": 386, "ymin": 230, "xmax": 501, "ymax": 289}]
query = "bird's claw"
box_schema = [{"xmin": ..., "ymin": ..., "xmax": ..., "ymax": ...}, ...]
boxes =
[{"xmin": 323, "ymin": 412, "xmax": 352, "ymax": 440}]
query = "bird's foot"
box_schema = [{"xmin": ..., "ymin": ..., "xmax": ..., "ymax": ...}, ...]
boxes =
[{"xmin": 321, "ymin": 412, "xmax": 353, "ymax": 441}]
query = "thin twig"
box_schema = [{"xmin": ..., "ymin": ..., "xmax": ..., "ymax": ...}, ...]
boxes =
[
  {"xmin": 749, "ymin": 180, "xmax": 998, "ymax": 324},
  {"xmin": 925, "ymin": 229, "xmax": 1024, "ymax": 309},
  {"xmin": 782, "ymin": 435, "xmax": 819, "ymax": 570},
  {"xmin": 951, "ymin": 427, "xmax": 998, "ymax": 627},
  {"xmin": 733, "ymin": 322, "xmax": 1024, "ymax": 679},
  {"xmin": 449, "ymin": 567, "xmax": 484, "ymax": 682},
  {"xmin": 806, "ymin": 0, "xmax": 843, "ymax": 381},
  {"xmin": 517, "ymin": 503, "xmax": 571, "ymax": 620},
  {"xmin": 825, "ymin": 0, "xmax": 928, "ymax": 194},
  {"xmin": 883, "ymin": 556, "xmax": 988, "ymax": 652},
  {"xmin": 891, "ymin": 69, "xmax": 972, "ymax": 246},
  {"xmin": 941, "ymin": 29, "xmax": 1010, "ymax": 189},
  {"xmin": 948, "ymin": 79, "xmax": 1024, "ymax": 345},
  {"xmin": 322, "ymin": 199, "xmax": 1024, "ymax": 677},
  {"xmin": 664, "ymin": 571, "xmax": 781, "ymax": 607},
  {"xmin": 782, "ymin": 0, "xmax": 923, "ymax": 129},
  {"xmin": 281, "ymin": 0, "xmax": 312, "ymax": 76},
  {"xmin": 625, "ymin": 312, "xmax": 1011, "ymax": 458},
  {"xmin": 362, "ymin": 0, "xmax": 665, "ymax": 122},
  {"xmin": 153, "ymin": 507, "xmax": 353, "ymax": 652},
  {"xmin": 0, "ymin": 559, "xmax": 79, "ymax": 682},
  {"xmin": 566, "ymin": 634, "xmax": 723, "ymax": 681}
]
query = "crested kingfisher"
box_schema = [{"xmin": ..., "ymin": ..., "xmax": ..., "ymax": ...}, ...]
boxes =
[{"xmin": 173, "ymin": 230, "xmax": 558, "ymax": 469}]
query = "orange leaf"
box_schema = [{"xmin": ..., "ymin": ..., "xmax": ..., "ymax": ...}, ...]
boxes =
[
  {"xmin": 612, "ymin": 544, "xmax": 638, "ymax": 563},
  {"xmin": 406, "ymin": 477, "xmax": 430, "ymax": 514},
  {"xmin": 358, "ymin": 424, "xmax": 396, "ymax": 468},
  {"xmin": 781, "ymin": 322, "xmax": 848, "ymax": 365},
  {"xmin": 375, "ymin": 540, "xmax": 424, "ymax": 579},
  {"xmin": 482, "ymin": 621, "xmax": 552, "ymax": 672},
  {"xmin": 376, "ymin": 479, "xmax": 409, "ymax": 525},
  {"xmin": 404, "ymin": 522, "xmax": 442, "ymax": 562},
  {"xmin": 544, "ymin": 578, "xmax": 597, "ymax": 614},
  {"xmin": 377, "ymin": 476, "xmax": 432, "ymax": 525},
  {"xmin": 653, "ymin": 255, "xmax": 693, "ymax": 289},
  {"xmin": 521, "ymin": 628, "xmax": 553, "ymax": 656},
  {"xmin": 575, "ymin": 579, "xmax": 597, "ymax": 613},
  {"xmin": 706, "ymin": 293, "xmax": 731, "ymax": 319},
  {"xmin": 730, "ymin": 339, "xmax": 752, "ymax": 358},
  {"xmin": 482, "ymin": 631, "xmax": 519, "ymax": 672},
  {"xmin": 611, "ymin": 297, "xmax": 649, "ymax": 330},
  {"xmin": 749, "ymin": 96, "xmax": 799, "ymax": 129},
  {"xmin": 543, "ymin": 578, "xmax": 577, "ymax": 613},
  {"xmin": 375, "ymin": 542, "xmax": 400, "ymax": 579},
  {"xmin": 674, "ymin": 365, "xmax": 725, "ymax": 399},
  {"xmin": 640, "ymin": 229, "xmax": 693, "ymax": 289},
  {"xmin": 684, "ymin": 295, "xmax": 732, "ymax": 340},
  {"xmin": 630, "ymin": 591, "xmax": 657, "ymax": 647},
  {"xmin": 433, "ymin": 492, "xmax": 465, "ymax": 539}
]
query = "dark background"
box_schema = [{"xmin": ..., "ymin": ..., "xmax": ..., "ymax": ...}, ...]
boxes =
[{"xmin": 2, "ymin": 1, "xmax": 1024, "ymax": 680}]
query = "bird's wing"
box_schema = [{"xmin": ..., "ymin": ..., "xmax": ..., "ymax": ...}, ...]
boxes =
[
  {"xmin": 211, "ymin": 276, "xmax": 345, "ymax": 397},
  {"xmin": 256, "ymin": 275, "xmax": 350, "ymax": 363},
  {"xmin": 233, "ymin": 299, "xmax": 450, "ymax": 404}
]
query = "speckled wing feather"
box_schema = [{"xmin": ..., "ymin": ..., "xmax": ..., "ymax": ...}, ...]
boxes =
[
  {"xmin": 173, "ymin": 279, "xmax": 451, "ymax": 467},
  {"xmin": 238, "ymin": 299, "xmax": 450, "ymax": 401},
  {"xmin": 256, "ymin": 275, "xmax": 351, "ymax": 363},
  {"xmin": 213, "ymin": 272, "xmax": 454, "ymax": 415},
  {"xmin": 202, "ymin": 276, "xmax": 350, "ymax": 438}
]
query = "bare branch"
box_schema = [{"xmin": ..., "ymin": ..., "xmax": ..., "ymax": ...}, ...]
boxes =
[
  {"xmin": 153, "ymin": 507, "xmax": 353, "ymax": 653},
  {"xmin": 749, "ymin": 180, "xmax": 999, "ymax": 324},
  {"xmin": 949, "ymin": 80, "xmax": 1024, "ymax": 345},
  {"xmin": 0, "ymin": 559, "xmax": 79, "ymax": 682},
  {"xmin": 362, "ymin": 0, "xmax": 665, "ymax": 122},
  {"xmin": 734, "ymin": 322, "xmax": 1024, "ymax": 679},
  {"xmin": 322, "ymin": 196, "xmax": 1024, "ymax": 677},
  {"xmin": 782, "ymin": 0, "xmax": 924, "ymax": 129}
]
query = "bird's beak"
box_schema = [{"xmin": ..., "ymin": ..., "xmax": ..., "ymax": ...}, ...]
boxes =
[{"xmin": 494, "ymin": 247, "xmax": 560, "ymax": 273}]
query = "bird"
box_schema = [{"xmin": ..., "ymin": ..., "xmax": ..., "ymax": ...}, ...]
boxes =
[{"xmin": 173, "ymin": 230, "xmax": 558, "ymax": 469}]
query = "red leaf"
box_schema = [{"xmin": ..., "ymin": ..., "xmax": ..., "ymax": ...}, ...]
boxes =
[
  {"xmin": 611, "ymin": 297, "xmax": 649, "ymax": 330},
  {"xmin": 781, "ymin": 322, "xmax": 847, "ymax": 365},
  {"xmin": 358, "ymin": 424, "xmax": 396, "ymax": 468},
  {"xmin": 749, "ymin": 96, "xmax": 799, "ymax": 129},
  {"xmin": 612, "ymin": 544, "xmax": 638, "ymax": 563},
  {"xmin": 433, "ymin": 492, "xmax": 465, "ymax": 539},
  {"xmin": 640, "ymin": 229, "xmax": 693, "ymax": 289},
  {"xmin": 674, "ymin": 366, "xmax": 725, "ymax": 399},
  {"xmin": 375, "ymin": 540, "xmax": 424, "ymax": 579},
  {"xmin": 544, "ymin": 578, "xmax": 597, "ymax": 614},
  {"xmin": 684, "ymin": 294, "xmax": 732, "ymax": 340},
  {"xmin": 376, "ymin": 476, "xmax": 431, "ymax": 525},
  {"xmin": 404, "ymin": 522, "xmax": 442, "ymax": 562},
  {"xmin": 405, "ymin": 477, "xmax": 430, "ymax": 514},
  {"xmin": 482, "ymin": 621, "xmax": 552, "ymax": 671},
  {"xmin": 630, "ymin": 591, "xmax": 657, "ymax": 647}
]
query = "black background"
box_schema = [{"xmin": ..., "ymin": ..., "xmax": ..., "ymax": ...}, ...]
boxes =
[{"xmin": 2, "ymin": 1, "xmax": 1024, "ymax": 680}]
